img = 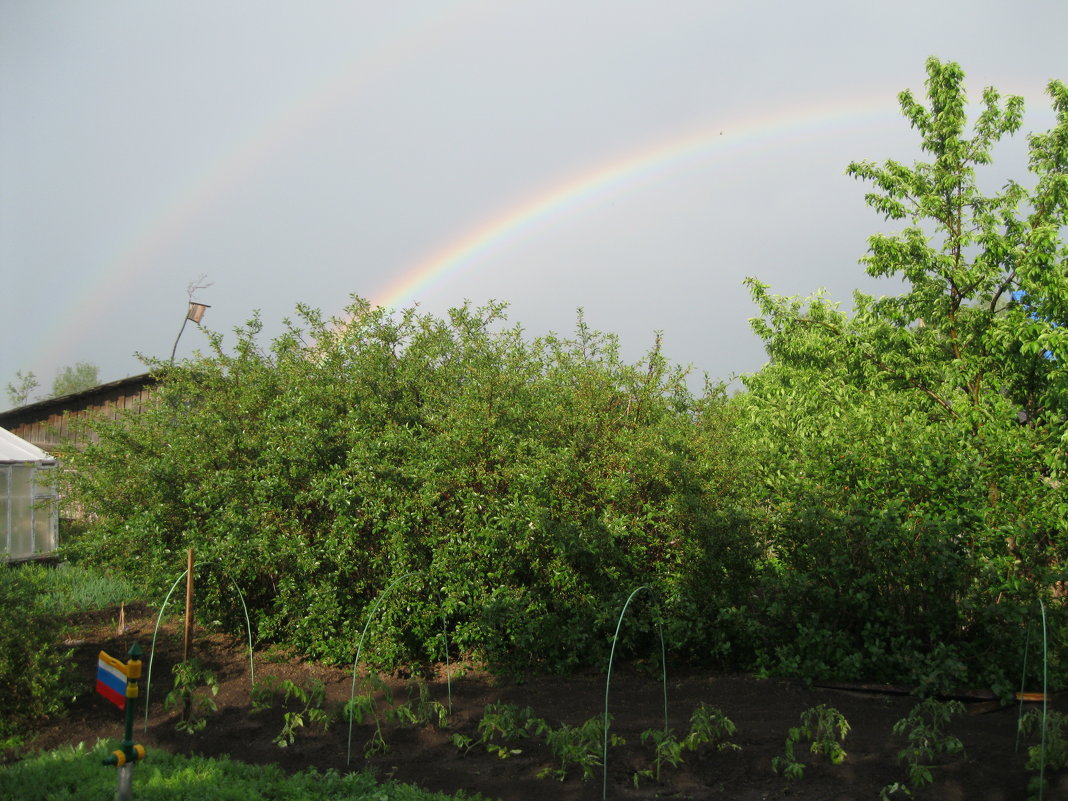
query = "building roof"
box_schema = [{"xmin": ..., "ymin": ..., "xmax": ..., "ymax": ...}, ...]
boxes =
[
  {"xmin": 0, "ymin": 372, "xmax": 155, "ymax": 418},
  {"xmin": 0, "ymin": 426, "xmax": 55, "ymax": 464}
]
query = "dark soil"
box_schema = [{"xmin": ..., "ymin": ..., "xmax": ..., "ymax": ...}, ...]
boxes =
[{"xmin": 18, "ymin": 604, "xmax": 1068, "ymax": 800}]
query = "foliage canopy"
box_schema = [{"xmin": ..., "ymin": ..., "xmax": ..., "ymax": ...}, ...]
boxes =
[
  {"xmin": 739, "ymin": 57, "xmax": 1068, "ymax": 687},
  {"xmin": 62, "ymin": 301, "xmax": 754, "ymax": 672}
]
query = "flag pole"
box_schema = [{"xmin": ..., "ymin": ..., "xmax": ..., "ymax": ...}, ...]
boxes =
[{"xmin": 101, "ymin": 643, "xmax": 145, "ymax": 801}]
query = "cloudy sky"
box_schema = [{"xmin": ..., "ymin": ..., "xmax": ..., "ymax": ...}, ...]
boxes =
[{"xmin": 2, "ymin": 0, "xmax": 1065, "ymax": 406}]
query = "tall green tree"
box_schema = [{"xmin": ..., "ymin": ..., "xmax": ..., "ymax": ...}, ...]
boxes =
[
  {"xmin": 740, "ymin": 58, "xmax": 1068, "ymax": 689},
  {"xmin": 5, "ymin": 369, "xmax": 39, "ymax": 407},
  {"xmin": 51, "ymin": 362, "xmax": 100, "ymax": 397}
]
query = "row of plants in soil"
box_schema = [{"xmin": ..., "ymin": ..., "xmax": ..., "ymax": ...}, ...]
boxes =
[
  {"xmin": 0, "ymin": 559, "xmax": 1064, "ymax": 798},
  {"xmin": 164, "ymin": 658, "xmax": 1067, "ymax": 798}
]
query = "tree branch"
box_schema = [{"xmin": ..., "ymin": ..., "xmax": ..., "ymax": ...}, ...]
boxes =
[{"xmin": 797, "ymin": 317, "xmax": 960, "ymax": 419}]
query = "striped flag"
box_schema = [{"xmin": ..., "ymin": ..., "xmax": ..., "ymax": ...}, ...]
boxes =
[{"xmin": 96, "ymin": 650, "xmax": 128, "ymax": 709}]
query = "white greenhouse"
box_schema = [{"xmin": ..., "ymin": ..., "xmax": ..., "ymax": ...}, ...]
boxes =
[{"xmin": 1, "ymin": 426, "xmax": 58, "ymax": 561}]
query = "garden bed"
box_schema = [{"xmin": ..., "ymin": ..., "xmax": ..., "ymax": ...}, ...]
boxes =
[{"xmin": 18, "ymin": 605, "xmax": 1066, "ymax": 800}]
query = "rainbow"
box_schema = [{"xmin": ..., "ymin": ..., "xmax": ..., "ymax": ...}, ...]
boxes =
[
  {"xmin": 370, "ymin": 96, "xmax": 903, "ymax": 311},
  {"xmin": 28, "ymin": 1, "xmax": 479, "ymax": 376},
  {"xmin": 29, "ymin": 23, "xmax": 1056, "ymax": 378}
]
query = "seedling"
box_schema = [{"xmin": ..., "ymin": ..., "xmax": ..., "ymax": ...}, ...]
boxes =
[
  {"xmin": 772, "ymin": 704, "xmax": 850, "ymax": 780},
  {"xmin": 1019, "ymin": 708, "xmax": 1068, "ymax": 800},
  {"xmin": 341, "ymin": 672, "xmax": 395, "ymax": 757},
  {"xmin": 634, "ymin": 703, "xmax": 739, "ymax": 785},
  {"xmin": 636, "ymin": 728, "xmax": 687, "ymax": 785},
  {"xmin": 879, "ymin": 781, "xmax": 913, "ymax": 799},
  {"xmin": 687, "ymin": 703, "xmax": 739, "ymax": 749},
  {"xmin": 475, "ymin": 703, "xmax": 549, "ymax": 759},
  {"xmin": 449, "ymin": 732, "xmax": 476, "ymax": 755},
  {"xmin": 252, "ymin": 676, "xmax": 332, "ymax": 748},
  {"xmin": 163, "ymin": 658, "xmax": 218, "ymax": 734},
  {"xmin": 540, "ymin": 715, "xmax": 623, "ymax": 781},
  {"xmin": 890, "ymin": 698, "xmax": 964, "ymax": 789},
  {"xmin": 388, "ymin": 678, "xmax": 448, "ymax": 730}
]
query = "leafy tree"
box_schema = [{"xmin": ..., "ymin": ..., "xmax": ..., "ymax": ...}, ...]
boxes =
[
  {"xmin": 739, "ymin": 58, "xmax": 1068, "ymax": 688},
  {"xmin": 4, "ymin": 370, "xmax": 39, "ymax": 407},
  {"xmin": 51, "ymin": 362, "xmax": 100, "ymax": 397}
]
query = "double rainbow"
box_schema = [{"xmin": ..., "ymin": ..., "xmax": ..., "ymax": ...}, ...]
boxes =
[{"xmin": 370, "ymin": 97, "xmax": 902, "ymax": 311}]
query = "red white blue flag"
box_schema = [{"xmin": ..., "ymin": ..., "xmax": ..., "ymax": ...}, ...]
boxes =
[{"xmin": 96, "ymin": 650, "xmax": 127, "ymax": 709}]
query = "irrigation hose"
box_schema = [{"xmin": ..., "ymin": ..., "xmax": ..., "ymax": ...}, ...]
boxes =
[
  {"xmin": 143, "ymin": 562, "xmax": 255, "ymax": 733},
  {"xmin": 1014, "ymin": 598, "xmax": 1049, "ymax": 801},
  {"xmin": 346, "ymin": 571, "xmax": 453, "ymax": 766},
  {"xmin": 602, "ymin": 585, "xmax": 667, "ymax": 801}
]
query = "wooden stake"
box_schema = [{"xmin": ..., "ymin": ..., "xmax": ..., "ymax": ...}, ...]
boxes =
[
  {"xmin": 182, "ymin": 548, "xmax": 194, "ymax": 724},
  {"xmin": 183, "ymin": 548, "xmax": 194, "ymax": 662}
]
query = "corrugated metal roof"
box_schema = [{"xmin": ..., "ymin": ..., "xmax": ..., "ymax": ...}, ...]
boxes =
[{"xmin": 0, "ymin": 426, "xmax": 55, "ymax": 464}]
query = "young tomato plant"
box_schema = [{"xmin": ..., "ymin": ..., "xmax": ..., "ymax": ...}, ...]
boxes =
[
  {"xmin": 341, "ymin": 672, "xmax": 395, "ymax": 757},
  {"xmin": 474, "ymin": 703, "xmax": 549, "ymax": 759},
  {"xmin": 687, "ymin": 703, "xmax": 739, "ymax": 749},
  {"xmin": 540, "ymin": 715, "xmax": 623, "ymax": 782},
  {"xmin": 889, "ymin": 698, "xmax": 965, "ymax": 791},
  {"xmin": 163, "ymin": 659, "xmax": 219, "ymax": 734},
  {"xmin": 635, "ymin": 728, "xmax": 687, "ymax": 785},
  {"xmin": 1019, "ymin": 708, "xmax": 1068, "ymax": 800},
  {"xmin": 772, "ymin": 705, "xmax": 850, "ymax": 780},
  {"xmin": 252, "ymin": 675, "xmax": 332, "ymax": 748},
  {"xmin": 388, "ymin": 678, "xmax": 448, "ymax": 730},
  {"xmin": 634, "ymin": 703, "xmax": 739, "ymax": 786}
]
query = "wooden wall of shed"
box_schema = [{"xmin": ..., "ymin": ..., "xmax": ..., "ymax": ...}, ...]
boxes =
[{"xmin": 4, "ymin": 384, "xmax": 155, "ymax": 456}]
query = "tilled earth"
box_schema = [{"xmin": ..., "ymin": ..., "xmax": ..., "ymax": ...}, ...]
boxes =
[{"xmin": 18, "ymin": 605, "xmax": 1067, "ymax": 800}]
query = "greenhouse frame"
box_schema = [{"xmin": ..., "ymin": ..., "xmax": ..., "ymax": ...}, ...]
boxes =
[{"xmin": 1, "ymin": 426, "xmax": 58, "ymax": 561}]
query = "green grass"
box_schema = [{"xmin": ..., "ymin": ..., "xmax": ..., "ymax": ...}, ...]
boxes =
[
  {"xmin": 0, "ymin": 740, "xmax": 493, "ymax": 801},
  {"xmin": 2, "ymin": 562, "xmax": 135, "ymax": 615}
]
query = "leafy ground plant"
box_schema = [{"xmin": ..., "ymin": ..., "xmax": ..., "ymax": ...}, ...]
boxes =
[
  {"xmin": 463, "ymin": 702, "xmax": 549, "ymax": 759},
  {"xmin": 540, "ymin": 715, "xmax": 623, "ymax": 782},
  {"xmin": 252, "ymin": 675, "xmax": 332, "ymax": 748},
  {"xmin": 342, "ymin": 671, "xmax": 395, "ymax": 757},
  {"xmin": 771, "ymin": 704, "xmax": 850, "ymax": 780},
  {"xmin": 1019, "ymin": 708, "xmax": 1068, "ymax": 800},
  {"xmin": 388, "ymin": 677, "xmax": 449, "ymax": 730},
  {"xmin": 634, "ymin": 703, "xmax": 739, "ymax": 785},
  {"xmin": 885, "ymin": 697, "xmax": 964, "ymax": 794},
  {"xmin": 0, "ymin": 739, "xmax": 478, "ymax": 801},
  {"xmin": 162, "ymin": 658, "xmax": 219, "ymax": 734}
]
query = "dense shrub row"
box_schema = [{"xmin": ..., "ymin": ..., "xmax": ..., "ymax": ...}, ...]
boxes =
[
  {"xmin": 62, "ymin": 302, "xmax": 759, "ymax": 674},
  {"xmin": 58, "ymin": 60, "xmax": 1068, "ymax": 692},
  {"xmin": 57, "ymin": 297, "xmax": 1063, "ymax": 691}
]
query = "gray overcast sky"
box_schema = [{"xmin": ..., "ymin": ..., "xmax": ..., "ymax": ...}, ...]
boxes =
[{"xmin": 2, "ymin": 0, "xmax": 1065, "ymax": 406}]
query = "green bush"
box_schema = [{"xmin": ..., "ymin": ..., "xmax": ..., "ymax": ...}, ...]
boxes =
[
  {"xmin": 61, "ymin": 302, "xmax": 756, "ymax": 675},
  {"xmin": 738, "ymin": 60, "xmax": 1068, "ymax": 689},
  {"xmin": 0, "ymin": 566, "xmax": 77, "ymax": 736},
  {"xmin": 0, "ymin": 739, "xmax": 487, "ymax": 800},
  {"xmin": 52, "ymin": 60, "xmax": 1068, "ymax": 688},
  {"xmin": 11, "ymin": 562, "xmax": 134, "ymax": 616}
]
